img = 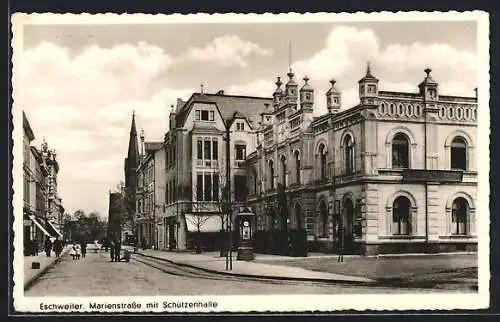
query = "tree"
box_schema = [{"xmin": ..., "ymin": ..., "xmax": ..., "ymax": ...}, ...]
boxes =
[{"xmin": 185, "ymin": 213, "xmax": 211, "ymax": 253}]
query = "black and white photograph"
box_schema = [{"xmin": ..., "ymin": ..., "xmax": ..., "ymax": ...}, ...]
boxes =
[{"xmin": 11, "ymin": 11, "xmax": 490, "ymax": 313}]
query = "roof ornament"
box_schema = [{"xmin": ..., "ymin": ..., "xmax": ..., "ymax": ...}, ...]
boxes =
[
  {"xmin": 275, "ymin": 76, "xmax": 282, "ymax": 89},
  {"xmin": 41, "ymin": 137, "xmax": 48, "ymax": 152},
  {"xmin": 366, "ymin": 61, "xmax": 372, "ymax": 76},
  {"xmin": 200, "ymin": 83, "xmax": 204, "ymax": 94},
  {"xmin": 424, "ymin": 67, "xmax": 432, "ymax": 78}
]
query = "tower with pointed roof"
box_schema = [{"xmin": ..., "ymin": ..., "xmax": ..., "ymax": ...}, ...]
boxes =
[
  {"xmin": 300, "ymin": 76, "xmax": 314, "ymax": 112},
  {"xmin": 418, "ymin": 67, "xmax": 439, "ymax": 102},
  {"xmin": 358, "ymin": 62, "xmax": 379, "ymax": 106},
  {"xmin": 284, "ymin": 69, "xmax": 298, "ymax": 108},
  {"xmin": 326, "ymin": 79, "xmax": 342, "ymax": 114},
  {"xmin": 273, "ymin": 76, "xmax": 284, "ymax": 109},
  {"xmin": 124, "ymin": 111, "xmax": 139, "ymax": 235}
]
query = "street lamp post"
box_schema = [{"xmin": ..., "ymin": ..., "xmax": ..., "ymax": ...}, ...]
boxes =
[{"xmin": 224, "ymin": 114, "xmax": 237, "ymax": 271}]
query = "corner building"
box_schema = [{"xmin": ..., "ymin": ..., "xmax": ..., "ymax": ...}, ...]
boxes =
[
  {"xmin": 247, "ymin": 66, "xmax": 477, "ymax": 255},
  {"xmin": 162, "ymin": 92, "xmax": 272, "ymax": 251}
]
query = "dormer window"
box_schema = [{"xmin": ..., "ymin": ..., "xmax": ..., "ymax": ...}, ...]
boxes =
[
  {"xmin": 236, "ymin": 122, "xmax": 245, "ymax": 131},
  {"xmin": 333, "ymin": 97, "xmax": 338, "ymax": 104},
  {"xmin": 368, "ymin": 85, "xmax": 376, "ymax": 93},
  {"xmin": 195, "ymin": 109, "xmax": 214, "ymax": 121},
  {"xmin": 305, "ymin": 93, "xmax": 311, "ymax": 100}
]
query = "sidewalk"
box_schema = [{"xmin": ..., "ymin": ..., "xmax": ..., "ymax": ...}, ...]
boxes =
[
  {"xmin": 128, "ymin": 248, "xmax": 375, "ymax": 284},
  {"xmin": 24, "ymin": 245, "xmax": 71, "ymax": 290}
]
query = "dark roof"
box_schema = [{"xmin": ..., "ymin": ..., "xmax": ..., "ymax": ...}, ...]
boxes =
[
  {"xmin": 23, "ymin": 111, "xmax": 35, "ymax": 141},
  {"xmin": 177, "ymin": 92, "xmax": 273, "ymax": 128}
]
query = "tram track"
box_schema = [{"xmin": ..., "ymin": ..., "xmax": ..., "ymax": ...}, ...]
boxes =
[{"xmin": 129, "ymin": 252, "xmax": 401, "ymax": 290}]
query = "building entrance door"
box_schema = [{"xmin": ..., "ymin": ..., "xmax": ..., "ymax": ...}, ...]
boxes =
[
  {"xmin": 342, "ymin": 198, "xmax": 355, "ymax": 254},
  {"xmin": 168, "ymin": 223, "xmax": 176, "ymax": 250}
]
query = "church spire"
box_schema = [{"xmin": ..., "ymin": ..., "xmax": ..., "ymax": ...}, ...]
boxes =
[{"xmin": 127, "ymin": 111, "xmax": 140, "ymax": 169}]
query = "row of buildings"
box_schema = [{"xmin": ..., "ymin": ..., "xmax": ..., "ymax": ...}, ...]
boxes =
[
  {"xmin": 23, "ymin": 111, "xmax": 64, "ymax": 254},
  {"xmin": 117, "ymin": 64, "xmax": 478, "ymax": 255}
]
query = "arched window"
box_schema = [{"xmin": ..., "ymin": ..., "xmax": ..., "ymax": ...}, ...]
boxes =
[
  {"xmin": 392, "ymin": 133, "xmax": 409, "ymax": 169},
  {"xmin": 294, "ymin": 151, "xmax": 301, "ymax": 184},
  {"xmin": 451, "ymin": 137, "xmax": 467, "ymax": 170},
  {"xmin": 280, "ymin": 155, "xmax": 287, "ymax": 186},
  {"xmin": 318, "ymin": 201, "xmax": 328, "ymax": 236},
  {"xmin": 344, "ymin": 135, "xmax": 354, "ymax": 174},
  {"xmin": 392, "ymin": 196, "xmax": 411, "ymax": 235},
  {"xmin": 452, "ymin": 197, "xmax": 468, "ymax": 235},
  {"xmin": 268, "ymin": 160, "xmax": 274, "ymax": 190},
  {"xmin": 319, "ymin": 144, "xmax": 327, "ymax": 179}
]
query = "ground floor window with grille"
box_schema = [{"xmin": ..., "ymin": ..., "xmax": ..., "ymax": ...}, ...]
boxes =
[
  {"xmin": 452, "ymin": 197, "xmax": 468, "ymax": 235},
  {"xmin": 392, "ymin": 196, "xmax": 411, "ymax": 235}
]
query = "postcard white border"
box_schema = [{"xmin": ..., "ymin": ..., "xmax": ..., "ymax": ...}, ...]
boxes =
[{"xmin": 11, "ymin": 11, "xmax": 490, "ymax": 313}]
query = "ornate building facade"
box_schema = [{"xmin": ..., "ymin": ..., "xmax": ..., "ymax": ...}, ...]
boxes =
[
  {"xmin": 162, "ymin": 92, "xmax": 272, "ymax": 251},
  {"xmin": 23, "ymin": 111, "xmax": 64, "ymax": 255},
  {"xmin": 246, "ymin": 66, "xmax": 477, "ymax": 255}
]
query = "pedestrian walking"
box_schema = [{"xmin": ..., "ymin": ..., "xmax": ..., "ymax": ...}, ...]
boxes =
[
  {"xmin": 44, "ymin": 238, "xmax": 53, "ymax": 257},
  {"xmin": 33, "ymin": 240, "xmax": 39, "ymax": 256},
  {"xmin": 94, "ymin": 240, "xmax": 100, "ymax": 253},
  {"xmin": 80, "ymin": 240, "xmax": 87, "ymax": 258},
  {"xmin": 75, "ymin": 244, "xmax": 81, "ymax": 260},
  {"xmin": 70, "ymin": 245, "xmax": 77, "ymax": 260},
  {"xmin": 53, "ymin": 237, "xmax": 63, "ymax": 257},
  {"xmin": 109, "ymin": 239, "xmax": 115, "ymax": 262},
  {"xmin": 114, "ymin": 239, "xmax": 121, "ymax": 262}
]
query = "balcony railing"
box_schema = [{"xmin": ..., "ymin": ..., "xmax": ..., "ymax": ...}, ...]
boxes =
[{"xmin": 402, "ymin": 169, "xmax": 464, "ymax": 182}]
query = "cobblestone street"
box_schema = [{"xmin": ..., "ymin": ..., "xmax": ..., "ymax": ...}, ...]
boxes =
[{"xmin": 25, "ymin": 250, "xmax": 455, "ymax": 296}]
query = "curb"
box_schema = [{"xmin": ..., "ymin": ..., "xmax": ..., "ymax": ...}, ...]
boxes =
[
  {"xmin": 24, "ymin": 247, "xmax": 71, "ymax": 291},
  {"xmin": 134, "ymin": 252, "xmax": 375, "ymax": 285}
]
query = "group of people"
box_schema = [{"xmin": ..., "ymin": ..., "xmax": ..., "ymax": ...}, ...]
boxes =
[
  {"xmin": 70, "ymin": 241, "xmax": 87, "ymax": 260},
  {"xmin": 25, "ymin": 237, "xmax": 66, "ymax": 257},
  {"xmin": 43, "ymin": 236, "xmax": 64, "ymax": 258}
]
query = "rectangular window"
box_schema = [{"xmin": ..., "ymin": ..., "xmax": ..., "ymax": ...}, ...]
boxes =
[
  {"xmin": 235, "ymin": 145, "xmax": 246, "ymax": 160},
  {"xmin": 204, "ymin": 173, "xmax": 212, "ymax": 201},
  {"xmin": 195, "ymin": 110, "xmax": 200, "ymax": 120},
  {"xmin": 213, "ymin": 175, "xmax": 219, "ymax": 201},
  {"xmin": 197, "ymin": 140, "xmax": 203, "ymax": 160},
  {"xmin": 173, "ymin": 179, "xmax": 177, "ymax": 201},
  {"xmin": 196, "ymin": 174, "xmax": 203, "ymax": 201},
  {"xmin": 212, "ymin": 139, "xmax": 218, "ymax": 160},
  {"xmin": 172, "ymin": 144, "xmax": 176, "ymax": 166},
  {"xmin": 204, "ymin": 140, "xmax": 211, "ymax": 161},
  {"xmin": 209, "ymin": 111, "xmax": 215, "ymax": 121},
  {"xmin": 234, "ymin": 175, "xmax": 248, "ymax": 202},
  {"xmin": 201, "ymin": 110, "xmax": 209, "ymax": 121},
  {"xmin": 236, "ymin": 122, "xmax": 245, "ymax": 131}
]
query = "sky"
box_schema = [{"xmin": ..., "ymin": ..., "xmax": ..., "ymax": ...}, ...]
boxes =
[{"xmin": 19, "ymin": 18, "xmax": 478, "ymax": 218}]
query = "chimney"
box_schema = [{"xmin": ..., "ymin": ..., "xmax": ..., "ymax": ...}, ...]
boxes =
[{"xmin": 169, "ymin": 104, "xmax": 176, "ymax": 130}]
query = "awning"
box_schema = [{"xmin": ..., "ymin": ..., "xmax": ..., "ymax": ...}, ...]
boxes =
[
  {"xmin": 46, "ymin": 220, "xmax": 63, "ymax": 238},
  {"xmin": 185, "ymin": 214, "xmax": 223, "ymax": 233},
  {"xmin": 28, "ymin": 215, "xmax": 50, "ymax": 237}
]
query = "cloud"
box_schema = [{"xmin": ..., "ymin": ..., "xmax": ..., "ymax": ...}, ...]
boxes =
[
  {"xmin": 440, "ymin": 81, "xmax": 475, "ymax": 96},
  {"xmin": 227, "ymin": 79, "xmax": 275, "ymax": 97},
  {"xmin": 21, "ymin": 41, "xmax": 188, "ymax": 216},
  {"xmin": 180, "ymin": 35, "xmax": 272, "ymax": 67},
  {"xmin": 376, "ymin": 42, "xmax": 477, "ymax": 73},
  {"xmin": 292, "ymin": 26, "xmax": 379, "ymax": 81}
]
